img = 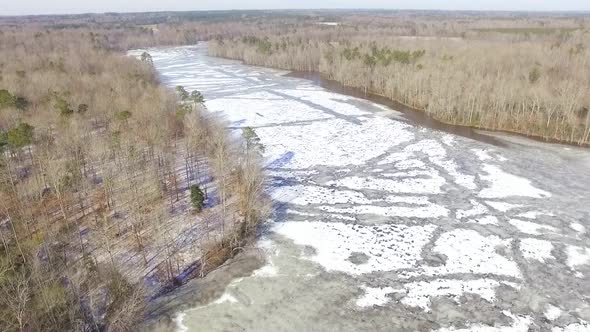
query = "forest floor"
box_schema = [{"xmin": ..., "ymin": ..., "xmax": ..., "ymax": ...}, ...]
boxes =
[
  {"xmin": 79, "ymin": 139, "xmax": 224, "ymax": 296},
  {"xmin": 142, "ymin": 44, "xmax": 590, "ymax": 332}
]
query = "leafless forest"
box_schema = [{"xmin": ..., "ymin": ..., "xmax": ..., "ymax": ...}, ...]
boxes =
[
  {"xmin": 0, "ymin": 21, "xmax": 267, "ymax": 331},
  {"xmin": 208, "ymin": 13, "xmax": 590, "ymax": 144},
  {"xmin": 1, "ymin": 9, "xmax": 589, "ymax": 332}
]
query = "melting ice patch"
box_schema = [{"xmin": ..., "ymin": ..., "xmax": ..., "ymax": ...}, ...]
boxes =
[
  {"xmin": 271, "ymin": 185, "xmax": 371, "ymax": 205},
  {"xmin": 479, "ymin": 164, "xmax": 551, "ymax": 199},
  {"xmin": 570, "ymin": 222, "xmax": 586, "ymax": 234},
  {"xmin": 423, "ymin": 229, "xmax": 521, "ymax": 278},
  {"xmin": 566, "ymin": 245, "xmax": 590, "ymax": 269},
  {"xmin": 206, "ymin": 91, "xmax": 332, "ymax": 127},
  {"xmin": 520, "ymin": 238, "xmax": 554, "ymax": 262},
  {"xmin": 328, "ymin": 172, "xmax": 446, "ymax": 194},
  {"xmin": 456, "ymin": 200, "xmax": 488, "ymax": 219},
  {"xmin": 275, "ymin": 89, "xmax": 370, "ymax": 117},
  {"xmin": 552, "ymin": 321, "xmax": 590, "ymax": 332},
  {"xmin": 486, "ymin": 201, "xmax": 524, "ymax": 212},
  {"xmin": 436, "ymin": 311, "xmax": 533, "ymax": 331},
  {"xmin": 318, "ymin": 203, "xmax": 448, "ymax": 219},
  {"xmin": 258, "ymin": 117, "xmax": 414, "ymax": 169},
  {"xmin": 174, "ymin": 312, "xmax": 188, "ymax": 332},
  {"xmin": 401, "ymin": 279, "xmax": 502, "ymax": 312},
  {"xmin": 544, "ymin": 304, "xmax": 562, "ymax": 321},
  {"xmin": 213, "ymin": 293, "xmax": 239, "ymax": 304},
  {"xmin": 356, "ymin": 285, "xmax": 399, "ymax": 307},
  {"xmin": 508, "ymin": 219, "xmax": 558, "ymax": 236},
  {"xmin": 468, "ymin": 215, "xmax": 499, "ymax": 225},
  {"xmin": 273, "ymin": 221, "xmax": 437, "ymax": 275},
  {"xmin": 472, "ymin": 149, "xmax": 493, "ymax": 161}
]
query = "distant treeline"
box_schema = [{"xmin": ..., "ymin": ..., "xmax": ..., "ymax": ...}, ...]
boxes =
[{"xmin": 209, "ymin": 15, "xmax": 590, "ymax": 145}]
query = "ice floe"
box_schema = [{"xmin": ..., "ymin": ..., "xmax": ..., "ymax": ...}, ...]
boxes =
[
  {"xmin": 544, "ymin": 304, "xmax": 562, "ymax": 321},
  {"xmin": 271, "ymin": 184, "xmax": 371, "ymax": 205},
  {"xmin": 468, "ymin": 215, "xmax": 499, "ymax": 225},
  {"xmin": 273, "ymin": 221, "xmax": 437, "ymax": 275},
  {"xmin": 552, "ymin": 321, "xmax": 590, "ymax": 332},
  {"xmin": 258, "ymin": 117, "xmax": 414, "ymax": 169},
  {"xmin": 508, "ymin": 219, "xmax": 558, "ymax": 235},
  {"xmin": 519, "ymin": 238, "xmax": 554, "ymax": 262},
  {"xmin": 566, "ymin": 245, "xmax": 590, "ymax": 269},
  {"xmin": 356, "ymin": 285, "xmax": 399, "ymax": 307},
  {"xmin": 486, "ymin": 201, "xmax": 524, "ymax": 212},
  {"xmin": 456, "ymin": 200, "xmax": 489, "ymax": 219},
  {"xmin": 213, "ymin": 293, "xmax": 239, "ymax": 304},
  {"xmin": 402, "ymin": 279, "xmax": 503, "ymax": 312},
  {"xmin": 318, "ymin": 203, "xmax": 448, "ymax": 219},
  {"xmin": 472, "ymin": 149, "xmax": 493, "ymax": 161},
  {"xmin": 328, "ymin": 173, "xmax": 446, "ymax": 194},
  {"xmin": 423, "ymin": 229, "xmax": 521, "ymax": 278},
  {"xmin": 479, "ymin": 164, "xmax": 551, "ymax": 199},
  {"xmin": 570, "ymin": 222, "xmax": 586, "ymax": 234},
  {"xmin": 437, "ymin": 311, "xmax": 533, "ymax": 331}
]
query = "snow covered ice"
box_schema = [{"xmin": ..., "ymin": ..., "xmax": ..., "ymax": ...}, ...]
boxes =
[{"xmin": 133, "ymin": 45, "xmax": 590, "ymax": 332}]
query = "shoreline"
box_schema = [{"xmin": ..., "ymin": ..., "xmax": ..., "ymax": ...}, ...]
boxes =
[
  {"xmin": 285, "ymin": 71, "xmax": 590, "ymax": 149},
  {"xmin": 205, "ymin": 47, "xmax": 589, "ymax": 149}
]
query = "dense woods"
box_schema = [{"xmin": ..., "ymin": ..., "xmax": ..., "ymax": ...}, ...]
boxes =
[
  {"xmin": 0, "ymin": 26, "xmax": 266, "ymax": 331},
  {"xmin": 209, "ymin": 15, "xmax": 590, "ymax": 145}
]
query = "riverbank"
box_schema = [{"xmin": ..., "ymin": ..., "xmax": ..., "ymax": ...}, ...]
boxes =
[
  {"xmin": 208, "ymin": 33, "xmax": 590, "ymax": 147},
  {"xmin": 286, "ymin": 71, "xmax": 590, "ymax": 149}
]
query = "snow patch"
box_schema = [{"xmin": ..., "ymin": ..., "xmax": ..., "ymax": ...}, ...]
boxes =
[
  {"xmin": 424, "ymin": 229, "xmax": 521, "ymax": 278},
  {"xmin": 319, "ymin": 203, "xmax": 448, "ymax": 219},
  {"xmin": 516, "ymin": 211, "xmax": 555, "ymax": 219},
  {"xmin": 356, "ymin": 285, "xmax": 399, "ymax": 307},
  {"xmin": 401, "ymin": 279, "xmax": 502, "ymax": 312},
  {"xmin": 570, "ymin": 222, "xmax": 586, "ymax": 234},
  {"xmin": 328, "ymin": 172, "xmax": 446, "ymax": 194},
  {"xmin": 544, "ymin": 304, "xmax": 562, "ymax": 321},
  {"xmin": 468, "ymin": 215, "xmax": 499, "ymax": 225},
  {"xmin": 271, "ymin": 184, "xmax": 371, "ymax": 205},
  {"xmin": 552, "ymin": 321, "xmax": 590, "ymax": 332},
  {"xmin": 566, "ymin": 245, "xmax": 590, "ymax": 269},
  {"xmin": 479, "ymin": 164, "xmax": 551, "ymax": 199},
  {"xmin": 174, "ymin": 312, "xmax": 188, "ymax": 332},
  {"xmin": 214, "ymin": 293, "xmax": 239, "ymax": 304},
  {"xmin": 273, "ymin": 221, "xmax": 437, "ymax": 275},
  {"xmin": 508, "ymin": 219, "xmax": 558, "ymax": 235},
  {"xmin": 437, "ymin": 311, "xmax": 532, "ymax": 331},
  {"xmin": 456, "ymin": 200, "xmax": 488, "ymax": 219},
  {"xmin": 520, "ymin": 238, "xmax": 554, "ymax": 262},
  {"xmin": 472, "ymin": 149, "xmax": 493, "ymax": 161},
  {"xmin": 486, "ymin": 201, "xmax": 523, "ymax": 212},
  {"xmin": 258, "ymin": 117, "xmax": 414, "ymax": 169}
]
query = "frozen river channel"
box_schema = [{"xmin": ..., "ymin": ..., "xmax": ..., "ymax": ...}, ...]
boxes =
[{"xmin": 133, "ymin": 44, "xmax": 590, "ymax": 332}]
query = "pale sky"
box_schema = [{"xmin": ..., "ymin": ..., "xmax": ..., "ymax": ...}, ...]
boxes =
[{"xmin": 1, "ymin": 0, "xmax": 589, "ymax": 16}]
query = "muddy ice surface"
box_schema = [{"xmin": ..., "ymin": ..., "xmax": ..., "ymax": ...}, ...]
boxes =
[{"xmin": 131, "ymin": 45, "xmax": 590, "ymax": 332}]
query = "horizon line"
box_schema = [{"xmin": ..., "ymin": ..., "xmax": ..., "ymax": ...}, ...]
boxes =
[{"xmin": 3, "ymin": 8, "xmax": 590, "ymax": 18}]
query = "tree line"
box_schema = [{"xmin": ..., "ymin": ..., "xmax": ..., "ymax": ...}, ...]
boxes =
[{"xmin": 209, "ymin": 18, "xmax": 590, "ymax": 145}]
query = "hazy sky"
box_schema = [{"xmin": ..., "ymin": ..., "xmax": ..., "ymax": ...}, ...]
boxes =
[{"xmin": 2, "ymin": 0, "xmax": 589, "ymax": 16}]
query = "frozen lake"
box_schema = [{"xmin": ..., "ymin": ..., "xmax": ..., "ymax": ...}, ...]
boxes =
[{"xmin": 133, "ymin": 44, "xmax": 590, "ymax": 331}]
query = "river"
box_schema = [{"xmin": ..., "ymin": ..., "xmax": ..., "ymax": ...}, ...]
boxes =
[{"xmin": 132, "ymin": 44, "xmax": 590, "ymax": 332}]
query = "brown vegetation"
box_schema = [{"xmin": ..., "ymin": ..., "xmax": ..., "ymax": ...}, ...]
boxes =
[
  {"xmin": 208, "ymin": 15, "xmax": 590, "ymax": 145},
  {"xmin": 0, "ymin": 24, "xmax": 266, "ymax": 331}
]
